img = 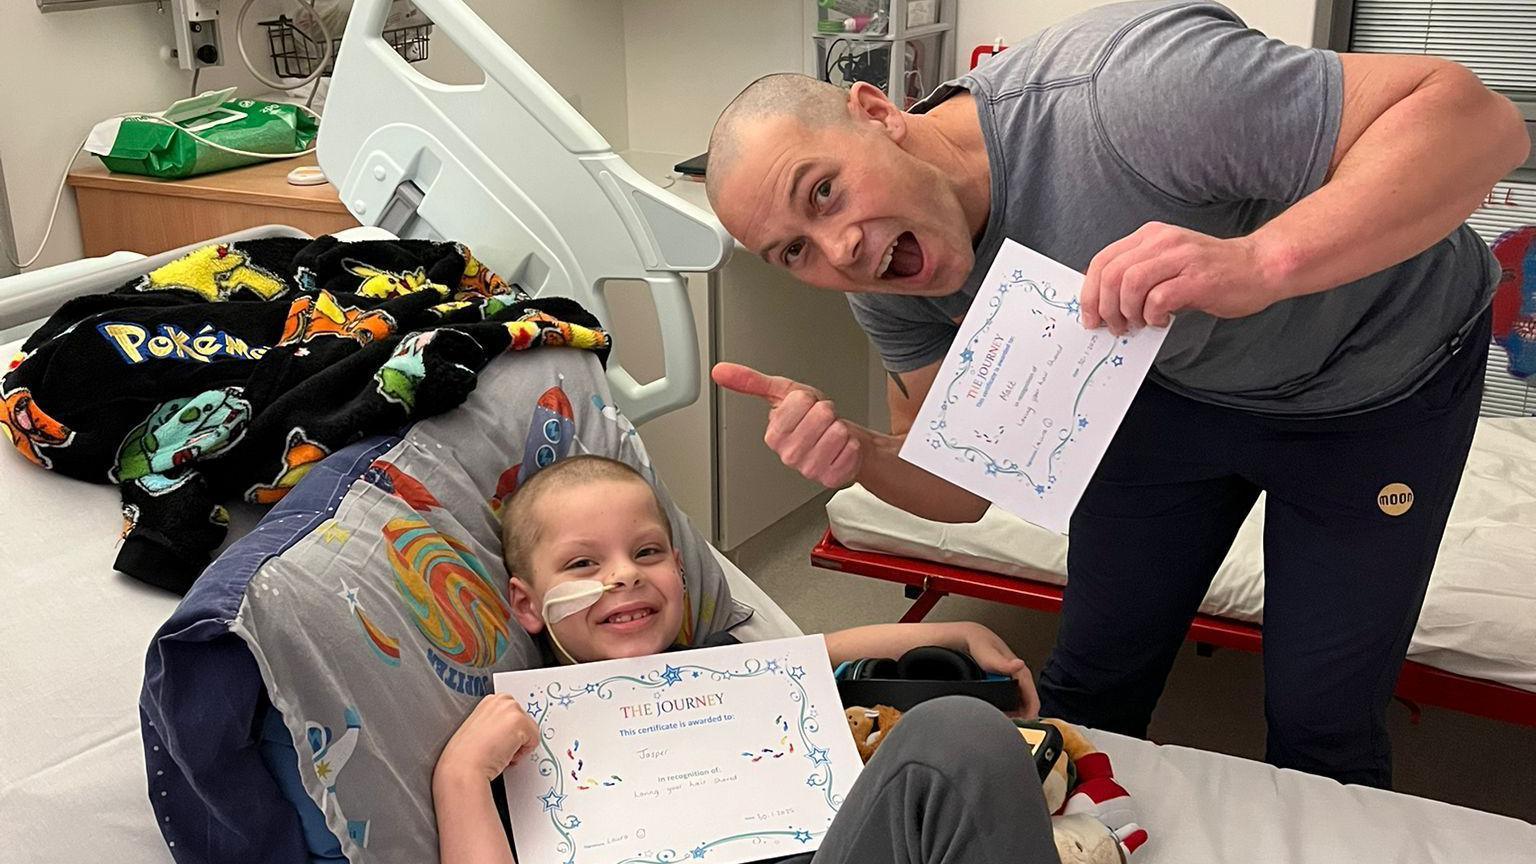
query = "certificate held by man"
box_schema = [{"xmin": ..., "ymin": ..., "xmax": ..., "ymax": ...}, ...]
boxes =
[
  {"xmin": 495, "ymin": 635, "xmax": 863, "ymax": 864},
  {"xmin": 900, "ymin": 239, "xmax": 1170, "ymax": 533}
]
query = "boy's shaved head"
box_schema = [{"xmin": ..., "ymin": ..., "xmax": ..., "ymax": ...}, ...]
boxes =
[
  {"xmin": 499, "ymin": 455, "xmax": 671, "ymax": 578},
  {"xmin": 706, "ymin": 73, "xmax": 851, "ymax": 208}
]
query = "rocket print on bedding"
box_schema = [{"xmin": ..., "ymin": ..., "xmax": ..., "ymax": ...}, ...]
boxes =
[{"xmin": 491, "ymin": 382, "xmax": 577, "ymax": 515}]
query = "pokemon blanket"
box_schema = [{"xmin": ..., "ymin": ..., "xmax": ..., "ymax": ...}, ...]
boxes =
[{"xmin": 0, "ymin": 235, "xmax": 609, "ymax": 593}]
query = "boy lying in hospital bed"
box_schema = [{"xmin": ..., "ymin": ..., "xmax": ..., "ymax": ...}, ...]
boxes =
[{"xmin": 432, "ymin": 455, "xmax": 1143, "ymax": 864}]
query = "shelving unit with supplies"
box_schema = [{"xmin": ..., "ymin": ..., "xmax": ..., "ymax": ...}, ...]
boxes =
[{"xmin": 807, "ymin": 0, "xmax": 957, "ymax": 110}]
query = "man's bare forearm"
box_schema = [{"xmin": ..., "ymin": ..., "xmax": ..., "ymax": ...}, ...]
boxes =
[
  {"xmin": 851, "ymin": 427, "xmax": 989, "ymax": 523},
  {"xmin": 1252, "ymin": 61, "xmax": 1529, "ymax": 301}
]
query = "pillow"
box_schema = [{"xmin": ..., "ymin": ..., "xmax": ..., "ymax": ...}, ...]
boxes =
[{"xmin": 140, "ymin": 347, "xmax": 752, "ymax": 864}]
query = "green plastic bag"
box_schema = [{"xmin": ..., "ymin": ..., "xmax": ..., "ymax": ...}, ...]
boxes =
[{"xmin": 86, "ymin": 98, "xmax": 318, "ymax": 180}]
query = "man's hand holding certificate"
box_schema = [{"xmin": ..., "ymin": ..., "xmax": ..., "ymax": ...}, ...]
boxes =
[
  {"xmin": 495, "ymin": 636, "xmax": 863, "ymax": 864},
  {"xmin": 899, "ymin": 240, "xmax": 1171, "ymax": 533}
]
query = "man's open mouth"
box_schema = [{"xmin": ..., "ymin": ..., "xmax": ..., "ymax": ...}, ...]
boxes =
[{"xmin": 877, "ymin": 231, "xmax": 925, "ymax": 280}]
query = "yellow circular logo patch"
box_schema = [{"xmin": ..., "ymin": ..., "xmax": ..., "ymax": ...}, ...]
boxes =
[{"xmin": 1377, "ymin": 483, "xmax": 1414, "ymax": 517}]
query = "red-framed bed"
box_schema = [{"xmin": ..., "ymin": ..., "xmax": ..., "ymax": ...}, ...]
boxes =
[{"xmin": 811, "ymin": 528, "xmax": 1536, "ymax": 727}]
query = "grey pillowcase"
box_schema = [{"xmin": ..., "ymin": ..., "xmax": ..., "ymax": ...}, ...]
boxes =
[{"xmin": 236, "ymin": 348, "xmax": 751, "ymax": 862}]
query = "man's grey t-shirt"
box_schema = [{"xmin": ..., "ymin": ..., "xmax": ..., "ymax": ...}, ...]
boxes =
[{"xmin": 849, "ymin": 0, "xmax": 1498, "ymax": 416}]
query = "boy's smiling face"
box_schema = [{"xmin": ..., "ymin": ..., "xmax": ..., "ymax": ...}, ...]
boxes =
[{"xmin": 508, "ymin": 477, "xmax": 686, "ymax": 663}]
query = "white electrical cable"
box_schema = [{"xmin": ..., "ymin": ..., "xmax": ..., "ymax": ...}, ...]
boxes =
[
  {"xmin": 236, "ymin": 0, "xmax": 332, "ymax": 92},
  {"xmin": 3, "ymin": 104, "xmax": 322, "ymax": 271},
  {"xmin": 5, "ymin": 1, "xmax": 340, "ymax": 270}
]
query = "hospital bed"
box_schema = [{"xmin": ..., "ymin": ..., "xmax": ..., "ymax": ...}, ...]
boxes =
[
  {"xmin": 1, "ymin": 0, "xmax": 1531, "ymax": 862},
  {"xmin": 817, "ymin": 404, "xmax": 1536, "ymax": 727}
]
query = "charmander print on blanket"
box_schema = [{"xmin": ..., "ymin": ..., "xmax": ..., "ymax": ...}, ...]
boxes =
[{"xmin": 0, "ymin": 234, "xmax": 609, "ymax": 593}]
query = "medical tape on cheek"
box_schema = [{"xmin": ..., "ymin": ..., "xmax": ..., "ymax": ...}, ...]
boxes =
[
  {"xmin": 539, "ymin": 579, "xmax": 614, "ymax": 664},
  {"xmin": 542, "ymin": 579, "xmax": 612, "ymax": 624}
]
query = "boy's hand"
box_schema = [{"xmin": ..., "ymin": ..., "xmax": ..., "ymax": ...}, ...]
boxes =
[
  {"xmin": 436, "ymin": 694, "xmax": 541, "ymax": 785},
  {"xmin": 956, "ymin": 623, "xmax": 1041, "ymax": 719}
]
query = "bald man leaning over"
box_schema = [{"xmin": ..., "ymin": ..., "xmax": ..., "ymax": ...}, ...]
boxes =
[{"xmin": 705, "ymin": 1, "xmax": 1528, "ymax": 788}]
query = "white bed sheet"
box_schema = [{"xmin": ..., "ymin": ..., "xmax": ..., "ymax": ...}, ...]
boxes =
[
  {"xmin": 828, "ymin": 417, "xmax": 1536, "ymax": 693},
  {"xmin": 1084, "ymin": 728, "xmax": 1536, "ymax": 863},
  {"xmin": 0, "ymin": 426, "xmax": 179, "ymax": 864}
]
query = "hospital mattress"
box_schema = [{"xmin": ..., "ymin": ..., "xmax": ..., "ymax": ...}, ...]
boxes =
[
  {"xmin": 0, "ymin": 415, "xmax": 182, "ymax": 864},
  {"xmin": 827, "ymin": 417, "xmax": 1536, "ymax": 694},
  {"xmin": 1081, "ymin": 727, "xmax": 1536, "ymax": 862}
]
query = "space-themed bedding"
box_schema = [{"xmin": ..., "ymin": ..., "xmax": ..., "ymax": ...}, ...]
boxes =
[
  {"xmin": 139, "ymin": 347, "xmax": 753, "ymax": 864},
  {"xmin": 0, "ymin": 234, "xmax": 608, "ymax": 594}
]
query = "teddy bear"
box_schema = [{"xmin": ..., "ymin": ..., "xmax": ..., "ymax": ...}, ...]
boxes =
[
  {"xmin": 844, "ymin": 707, "xmax": 1147, "ymax": 864},
  {"xmin": 844, "ymin": 705, "xmax": 905, "ymax": 762}
]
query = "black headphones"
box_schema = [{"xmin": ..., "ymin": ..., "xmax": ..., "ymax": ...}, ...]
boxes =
[{"xmin": 834, "ymin": 645, "xmax": 1020, "ymax": 713}]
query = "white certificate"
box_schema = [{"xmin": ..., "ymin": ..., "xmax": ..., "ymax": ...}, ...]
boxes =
[
  {"xmin": 495, "ymin": 635, "xmax": 863, "ymax": 864},
  {"xmin": 899, "ymin": 239, "xmax": 1170, "ymax": 533}
]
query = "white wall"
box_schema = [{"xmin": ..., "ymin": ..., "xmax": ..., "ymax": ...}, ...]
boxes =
[
  {"xmin": 0, "ymin": 0, "xmax": 630, "ymax": 273},
  {"xmin": 2, "ymin": 1, "xmax": 1325, "ymax": 273},
  {"xmin": 417, "ymin": 0, "xmax": 630, "ymax": 149},
  {"xmin": 0, "ymin": 1, "xmax": 272, "ymax": 271},
  {"xmin": 621, "ymin": 0, "xmax": 806, "ymax": 157}
]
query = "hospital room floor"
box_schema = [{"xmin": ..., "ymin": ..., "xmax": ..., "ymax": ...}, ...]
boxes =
[{"xmin": 728, "ymin": 494, "xmax": 1536, "ymax": 825}]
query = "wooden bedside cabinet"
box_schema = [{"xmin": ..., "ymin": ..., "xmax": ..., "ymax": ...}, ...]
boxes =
[{"xmin": 66, "ymin": 157, "xmax": 360, "ymax": 257}]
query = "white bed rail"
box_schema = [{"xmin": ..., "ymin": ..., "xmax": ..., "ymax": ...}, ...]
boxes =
[
  {"xmin": 0, "ymin": 226, "xmax": 313, "ymax": 342},
  {"xmin": 320, "ymin": 0, "xmax": 731, "ymax": 425}
]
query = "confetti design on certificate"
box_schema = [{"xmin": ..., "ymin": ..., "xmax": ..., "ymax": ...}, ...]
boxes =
[
  {"xmin": 900, "ymin": 240, "xmax": 1169, "ymax": 533},
  {"xmin": 497, "ymin": 636, "xmax": 861, "ymax": 864}
]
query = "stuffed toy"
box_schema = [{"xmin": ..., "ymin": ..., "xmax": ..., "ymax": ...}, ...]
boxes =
[
  {"xmin": 1491, "ymin": 224, "xmax": 1536, "ymax": 379},
  {"xmin": 844, "ymin": 705, "xmax": 905, "ymax": 763},
  {"xmin": 1038, "ymin": 717, "xmax": 1148, "ymax": 863},
  {"xmin": 844, "ymin": 707, "xmax": 1147, "ymax": 863}
]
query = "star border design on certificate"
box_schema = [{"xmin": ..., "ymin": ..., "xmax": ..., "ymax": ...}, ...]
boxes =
[
  {"xmin": 924, "ymin": 273, "xmax": 1117, "ymax": 495},
  {"xmin": 522, "ymin": 650, "xmax": 845, "ymax": 864}
]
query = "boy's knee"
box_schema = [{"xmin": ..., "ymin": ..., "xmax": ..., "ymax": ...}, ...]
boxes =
[{"xmin": 884, "ymin": 696, "xmax": 1022, "ymax": 762}]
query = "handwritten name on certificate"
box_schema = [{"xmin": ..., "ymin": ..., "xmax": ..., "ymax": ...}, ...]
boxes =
[
  {"xmin": 899, "ymin": 239, "xmax": 1170, "ymax": 533},
  {"xmin": 495, "ymin": 635, "xmax": 863, "ymax": 864}
]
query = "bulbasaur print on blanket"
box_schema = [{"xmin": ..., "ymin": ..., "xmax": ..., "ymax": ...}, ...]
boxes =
[{"xmin": 141, "ymin": 348, "xmax": 751, "ymax": 864}]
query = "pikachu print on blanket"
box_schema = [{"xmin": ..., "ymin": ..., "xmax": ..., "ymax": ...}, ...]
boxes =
[
  {"xmin": 134, "ymin": 243, "xmax": 290, "ymax": 302},
  {"xmin": 345, "ymin": 260, "xmax": 449, "ymax": 299}
]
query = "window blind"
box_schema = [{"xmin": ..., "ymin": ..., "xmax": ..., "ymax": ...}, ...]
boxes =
[
  {"xmin": 1483, "ymin": 343, "xmax": 1536, "ymax": 417},
  {"xmin": 1466, "ymin": 179, "xmax": 1536, "ymax": 244},
  {"xmin": 1349, "ymin": 1, "xmax": 1536, "ymax": 94}
]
